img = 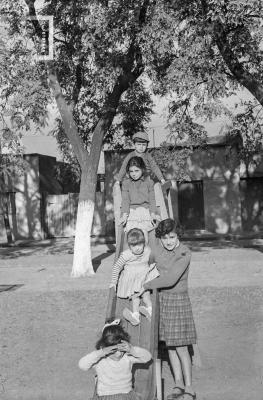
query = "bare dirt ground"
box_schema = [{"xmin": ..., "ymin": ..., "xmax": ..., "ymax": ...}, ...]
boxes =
[{"xmin": 1, "ymin": 238, "xmax": 263, "ymax": 400}]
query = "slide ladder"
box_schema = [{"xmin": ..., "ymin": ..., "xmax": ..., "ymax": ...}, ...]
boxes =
[{"xmin": 105, "ymin": 181, "xmax": 174, "ymax": 400}]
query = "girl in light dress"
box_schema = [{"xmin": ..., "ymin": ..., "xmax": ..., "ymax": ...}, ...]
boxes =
[
  {"xmin": 79, "ymin": 319, "xmax": 151, "ymax": 400},
  {"xmin": 110, "ymin": 228, "xmax": 159, "ymax": 326}
]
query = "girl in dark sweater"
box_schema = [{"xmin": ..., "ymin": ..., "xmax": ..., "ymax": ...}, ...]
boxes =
[{"xmin": 144, "ymin": 218, "xmax": 197, "ymax": 400}]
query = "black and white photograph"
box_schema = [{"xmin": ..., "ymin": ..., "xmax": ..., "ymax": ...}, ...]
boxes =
[{"xmin": 1, "ymin": 1, "xmax": 263, "ymax": 399}]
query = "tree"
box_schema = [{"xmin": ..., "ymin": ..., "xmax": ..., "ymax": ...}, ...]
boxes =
[
  {"xmin": 2, "ymin": 0, "xmax": 178, "ymax": 276},
  {"xmin": 132, "ymin": 0, "xmax": 262, "ymax": 174},
  {"xmin": 225, "ymin": 100, "xmax": 263, "ymax": 175},
  {"xmin": 147, "ymin": 0, "xmax": 263, "ymax": 141},
  {"xmin": 4, "ymin": 0, "xmax": 262, "ymax": 270},
  {"xmin": 0, "ymin": 24, "xmax": 30, "ymax": 244}
]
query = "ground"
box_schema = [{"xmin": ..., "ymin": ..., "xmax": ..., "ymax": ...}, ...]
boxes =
[{"xmin": 1, "ymin": 238, "xmax": 263, "ymax": 400}]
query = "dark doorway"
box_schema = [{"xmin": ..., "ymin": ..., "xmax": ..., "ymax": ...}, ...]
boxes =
[
  {"xmin": 240, "ymin": 177, "xmax": 263, "ymax": 232},
  {"xmin": 178, "ymin": 180, "xmax": 205, "ymax": 230}
]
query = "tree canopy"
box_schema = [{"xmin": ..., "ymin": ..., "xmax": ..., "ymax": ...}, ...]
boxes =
[
  {"xmin": 2, "ymin": 1, "xmax": 262, "ymax": 163},
  {"xmin": 1, "ymin": 0, "xmax": 262, "ymax": 252},
  {"xmin": 149, "ymin": 0, "xmax": 263, "ymax": 146}
]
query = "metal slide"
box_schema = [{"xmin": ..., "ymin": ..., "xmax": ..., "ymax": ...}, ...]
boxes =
[{"xmin": 105, "ymin": 181, "xmax": 174, "ymax": 400}]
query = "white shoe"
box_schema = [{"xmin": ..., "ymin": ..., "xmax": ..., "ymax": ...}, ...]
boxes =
[
  {"xmin": 139, "ymin": 306, "xmax": 152, "ymax": 321},
  {"xmin": 123, "ymin": 308, "xmax": 140, "ymax": 326}
]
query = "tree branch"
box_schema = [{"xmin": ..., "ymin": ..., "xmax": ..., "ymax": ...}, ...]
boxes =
[
  {"xmin": 48, "ymin": 73, "xmax": 86, "ymax": 164},
  {"xmin": 213, "ymin": 21, "xmax": 263, "ymax": 106},
  {"xmin": 25, "ymin": 1, "xmax": 87, "ymax": 165},
  {"xmin": 72, "ymin": 63, "xmax": 83, "ymax": 108}
]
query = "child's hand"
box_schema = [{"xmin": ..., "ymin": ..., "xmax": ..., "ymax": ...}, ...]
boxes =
[
  {"xmin": 119, "ymin": 213, "xmax": 128, "ymax": 226},
  {"xmin": 117, "ymin": 340, "xmax": 131, "ymax": 353},
  {"xmin": 102, "ymin": 345, "xmax": 118, "ymax": 356},
  {"xmin": 149, "ymin": 263, "xmax": 156, "ymax": 271},
  {"xmin": 109, "ymin": 283, "xmax": 116, "ymax": 291},
  {"xmin": 150, "ymin": 213, "xmax": 160, "ymax": 227},
  {"xmin": 155, "ymin": 214, "xmax": 161, "ymax": 222},
  {"xmin": 161, "ymin": 179, "xmax": 166, "ymax": 185}
]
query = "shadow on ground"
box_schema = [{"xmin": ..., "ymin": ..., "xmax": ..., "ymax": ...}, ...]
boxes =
[
  {"xmin": 0, "ymin": 239, "xmax": 115, "ymax": 260},
  {"xmin": 186, "ymin": 239, "xmax": 263, "ymax": 253},
  {"xmin": 0, "ymin": 238, "xmax": 263, "ymax": 260}
]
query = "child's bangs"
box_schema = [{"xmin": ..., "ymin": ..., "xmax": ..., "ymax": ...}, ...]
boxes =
[
  {"xmin": 128, "ymin": 236, "xmax": 145, "ymax": 246},
  {"xmin": 127, "ymin": 228, "xmax": 145, "ymax": 246}
]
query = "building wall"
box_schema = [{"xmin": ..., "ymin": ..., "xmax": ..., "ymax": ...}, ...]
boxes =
[
  {"xmin": 13, "ymin": 154, "xmax": 43, "ymax": 240},
  {"xmin": 0, "ymin": 154, "xmax": 106, "ymax": 242},
  {"xmin": 104, "ymin": 143, "xmax": 245, "ymax": 235},
  {"xmin": 189, "ymin": 146, "xmax": 242, "ymax": 234}
]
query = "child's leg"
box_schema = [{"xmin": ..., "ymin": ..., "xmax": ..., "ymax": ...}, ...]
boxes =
[
  {"xmin": 168, "ymin": 349, "xmax": 184, "ymax": 388},
  {"xmin": 139, "ymin": 291, "xmax": 152, "ymax": 320},
  {"xmin": 122, "ymin": 296, "xmax": 141, "ymax": 326},
  {"xmin": 176, "ymin": 346, "xmax": 195, "ymax": 396},
  {"xmin": 132, "ymin": 296, "xmax": 140, "ymax": 314},
  {"xmin": 142, "ymin": 290, "xmax": 152, "ymax": 309}
]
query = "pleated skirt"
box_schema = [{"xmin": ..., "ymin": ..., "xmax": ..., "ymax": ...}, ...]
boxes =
[{"xmin": 159, "ymin": 291, "xmax": 197, "ymax": 347}]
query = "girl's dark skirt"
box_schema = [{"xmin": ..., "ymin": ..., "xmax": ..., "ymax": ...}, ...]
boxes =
[
  {"xmin": 92, "ymin": 391, "xmax": 140, "ymax": 400},
  {"xmin": 159, "ymin": 291, "xmax": 197, "ymax": 347}
]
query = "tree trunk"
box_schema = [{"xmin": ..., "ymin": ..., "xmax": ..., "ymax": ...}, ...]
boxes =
[
  {"xmin": 71, "ymin": 199, "xmax": 95, "ymax": 277},
  {"xmin": 27, "ymin": 4, "xmax": 144, "ymax": 277},
  {"xmin": 71, "ymin": 163, "xmax": 97, "ymax": 277},
  {"xmin": 2, "ymin": 193, "xmax": 13, "ymax": 244},
  {"xmin": 214, "ymin": 22, "xmax": 263, "ymax": 107},
  {"xmin": 0, "ymin": 172, "xmax": 14, "ymax": 245}
]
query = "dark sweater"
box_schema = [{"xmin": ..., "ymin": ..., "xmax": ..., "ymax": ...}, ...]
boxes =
[
  {"xmin": 121, "ymin": 176, "xmax": 158, "ymax": 215},
  {"xmin": 144, "ymin": 242, "xmax": 191, "ymax": 294}
]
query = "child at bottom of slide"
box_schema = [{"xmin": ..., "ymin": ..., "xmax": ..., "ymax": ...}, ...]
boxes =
[
  {"xmin": 78, "ymin": 319, "xmax": 152, "ymax": 399},
  {"xmin": 110, "ymin": 228, "xmax": 159, "ymax": 326}
]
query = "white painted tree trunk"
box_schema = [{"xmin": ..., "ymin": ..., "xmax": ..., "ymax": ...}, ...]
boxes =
[{"xmin": 71, "ymin": 200, "xmax": 95, "ymax": 277}]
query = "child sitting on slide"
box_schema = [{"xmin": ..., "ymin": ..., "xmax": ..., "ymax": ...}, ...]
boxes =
[
  {"xmin": 78, "ymin": 319, "xmax": 151, "ymax": 399},
  {"xmin": 115, "ymin": 131, "xmax": 165, "ymax": 184},
  {"xmin": 110, "ymin": 228, "xmax": 159, "ymax": 326}
]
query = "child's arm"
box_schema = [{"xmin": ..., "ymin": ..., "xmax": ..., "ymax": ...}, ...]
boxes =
[
  {"xmin": 144, "ymin": 250, "xmax": 191, "ymax": 290},
  {"xmin": 115, "ymin": 153, "xmax": 133, "ymax": 182},
  {"xmin": 110, "ymin": 252, "xmax": 129, "ymax": 289},
  {"xmin": 118, "ymin": 342, "xmax": 151, "ymax": 363},
  {"xmin": 147, "ymin": 152, "xmax": 165, "ymax": 183},
  {"xmin": 78, "ymin": 349, "xmax": 104, "ymax": 370},
  {"xmin": 120, "ymin": 179, "xmax": 130, "ymax": 220},
  {"xmin": 79, "ymin": 346, "xmax": 119, "ymax": 370},
  {"xmin": 147, "ymin": 178, "xmax": 158, "ymax": 217}
]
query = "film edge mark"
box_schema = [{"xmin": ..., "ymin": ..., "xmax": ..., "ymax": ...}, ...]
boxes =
[{"xmin": 27, "ymin": 15, "xmax": 54, "ymax": 61}]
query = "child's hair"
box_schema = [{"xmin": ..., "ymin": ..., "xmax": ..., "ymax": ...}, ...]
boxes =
[
  {"xmin": 126, "ymin": 156, "xmax": 146, "ymax": 175},
  {"xmin": 127, "ymin": 228, "xmax": 145, "ymax": 246},
  {"xmin": 155, "ymin": 218, "xmax": 183, "ymax": 238},
  {"xmin": 96, "ymin": 320, "xmax": 130, "ymax": 349}
]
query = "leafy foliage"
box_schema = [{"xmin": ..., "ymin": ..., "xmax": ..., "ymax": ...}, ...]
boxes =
[
  {"xmin": 141, "ymin": 1, "xmax": 262, "ymax": 138},
  {"xmin": 1, "ymin": 0, "xmax": 263, "ymax": 179},
  {"xmin": 0, "ymin": 3, "xmax": 49, "ymax": 183},
  {"xmin": 152, "ymin": 145, "xmax": 193, "ymax": 181},
  {"xmin": 224, "ymin": 100, "xmax": 263, "ymax": 174}
]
